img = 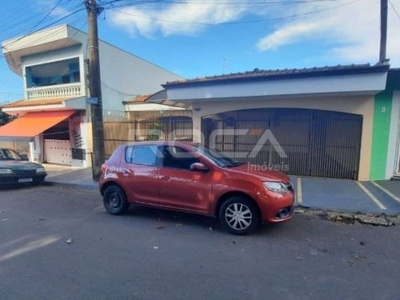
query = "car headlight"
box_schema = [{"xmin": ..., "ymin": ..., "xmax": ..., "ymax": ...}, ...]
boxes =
[
  {"xmin": 0, "ymin": 168, "xmax": 13, "ymax": 174},
  {"xmin": 263, "ymin": 181, "xmax": 288, "ymax": 193},
  {"xmin": 36, "ymin": 167, "xmax": 46, "ymax": 173}
]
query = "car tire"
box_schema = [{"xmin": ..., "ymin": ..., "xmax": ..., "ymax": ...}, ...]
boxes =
[
  {"xmin": 219, "ymin": 196, "xmax": 260, "ymax": 235},
  {"xmin": 103, "ymin": 185, "xmax": 129, "ymax": 215}
]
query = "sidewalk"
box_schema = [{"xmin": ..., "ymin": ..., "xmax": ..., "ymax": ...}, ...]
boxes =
[
  {"xmin": 44, "ymin": 164, "xmax": 97, "ymax": 190},
  {"xmin": 42, "ymin": 164, "xmax": 400, "ymax": 216}
]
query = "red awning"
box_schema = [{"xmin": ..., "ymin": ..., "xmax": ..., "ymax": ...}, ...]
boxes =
[{"xmin": 0, "ymin": 111, "xmax": 75, "ymax": 139}]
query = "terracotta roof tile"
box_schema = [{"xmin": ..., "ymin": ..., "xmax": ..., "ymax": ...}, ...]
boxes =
[
  {"xmin": 164, "ymin": 63, "xmax": 390, "ymax": 86},
  {"xmin": 123, "ymin": 94, "xmax": 151, "ymax": 104},
  {"xmin": 3, "ymin": 98, "xmax": 70, "ymax": 108}
]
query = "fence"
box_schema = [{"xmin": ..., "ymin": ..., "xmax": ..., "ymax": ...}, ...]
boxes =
[{"xmin": 104, "ymin": 111, "xmax": 193, "ymax": 157}]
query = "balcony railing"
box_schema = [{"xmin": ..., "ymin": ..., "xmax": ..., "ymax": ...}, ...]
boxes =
[{"xmin": 27, "ymin": 83, "xmax": 84, "ymax": 100}]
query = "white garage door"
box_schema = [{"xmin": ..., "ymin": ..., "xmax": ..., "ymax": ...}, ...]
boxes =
[{"xmin": 44, "ymin": 139, "xmax": 72, "ymax": 165}]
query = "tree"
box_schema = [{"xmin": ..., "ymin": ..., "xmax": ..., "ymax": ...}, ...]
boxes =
[{"xmin": 0, "ymin": 110, "xmax": 15, "ymax": 127}]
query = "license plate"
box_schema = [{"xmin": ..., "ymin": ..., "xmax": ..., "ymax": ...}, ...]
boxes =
[{"xmin": 18, "ymin": 178, "xmax": 33, "ymax": 183}]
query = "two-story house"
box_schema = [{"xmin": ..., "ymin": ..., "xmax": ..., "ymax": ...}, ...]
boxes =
[{"xmin": 0, "ymin": 24, "xmax": 183, "ymax": 167}]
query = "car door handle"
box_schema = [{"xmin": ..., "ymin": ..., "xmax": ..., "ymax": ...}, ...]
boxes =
[{"xmin": 160, "ymin": 175, "xmax": 171, "ymax": 181}]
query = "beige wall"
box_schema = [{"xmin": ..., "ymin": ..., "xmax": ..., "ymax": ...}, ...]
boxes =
[{"xmin": 191, "ymin": 95, "xmax": 375, "ymax": 181}]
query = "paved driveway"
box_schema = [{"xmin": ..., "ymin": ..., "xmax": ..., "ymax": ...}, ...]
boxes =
[{"xmin": 290, "ymin": 176, "xmax": 400, "ymax": 215}]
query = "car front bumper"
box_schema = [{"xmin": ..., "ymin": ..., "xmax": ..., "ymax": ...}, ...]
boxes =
[
  {"xmin": 0, "ymin": 173, "xmax": 47, "ymax": 185},
  {"xmin": 258, "ymin": 190, "xmax": 295, "ymax": 223}
]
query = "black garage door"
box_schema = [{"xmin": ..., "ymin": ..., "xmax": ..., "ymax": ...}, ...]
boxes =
[{"xmin": 202, "ymin": 108, "xmax": 362, "ymax": 180}]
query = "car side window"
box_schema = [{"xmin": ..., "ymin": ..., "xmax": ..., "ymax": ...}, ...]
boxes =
[
  {"xmin": 161, "ymin": 146, "xmax": 199, "ymax": 170},
  {"xmin": 125, "ymin": 145, "xmax": 157, "ymax": 166}
]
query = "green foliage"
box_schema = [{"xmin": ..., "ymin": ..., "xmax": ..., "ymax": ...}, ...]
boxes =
[
  {"xmin": 0, "ymin": 111, "xmax": 15, "ymax": 127},
  {"xmin": 145, "ymin": 122, "xmax": 161, "ymax": 141}
]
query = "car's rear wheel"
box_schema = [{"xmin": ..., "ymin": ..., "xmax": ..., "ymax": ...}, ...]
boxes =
[
  {"xmin": 219, "ymin": 196, "xmax": 260, "ymax": 235},
  {"xmin": 103, "ymin": 185, "xmax": 129, "ymax": 215}
]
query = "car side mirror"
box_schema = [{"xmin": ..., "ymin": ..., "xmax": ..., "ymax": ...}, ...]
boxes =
[{"xmin": 190, "ymin": 162, "xmax": 209, "ymax": 172}]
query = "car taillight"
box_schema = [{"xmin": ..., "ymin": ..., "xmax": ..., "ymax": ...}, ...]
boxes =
[{"xmin": 101, "ymin": 163, "xmax": 107, "ymax": 173}]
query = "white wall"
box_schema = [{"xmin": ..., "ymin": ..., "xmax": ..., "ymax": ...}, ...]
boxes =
[
  {"xmin": 98, "ymin": 41, "xmax": 183, "ymax": 116},
  {"xmin": 167, "ymin": 73, "xmax": 387, "ymax": 101},
  {"xmin": 387, "ymin": 91, "xmax": 400, "ymax": 177}
]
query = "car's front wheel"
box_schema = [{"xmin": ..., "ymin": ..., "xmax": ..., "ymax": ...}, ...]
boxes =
[
  {"xmin": 103, "ymin": 185, "xmax": 129, "ymax": 215},
  {"xmin": 219, "ymin": 196, "xmax": 260, "ymax": 235}
]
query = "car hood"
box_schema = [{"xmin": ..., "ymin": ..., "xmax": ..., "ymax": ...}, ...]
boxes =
[
  {"xmin": 228, "ymin": 164, "xmax": 290, "ymax": 182},
  {"xmin": 0, "ymin": 160, "xmax": 45, "ymax": 170}
]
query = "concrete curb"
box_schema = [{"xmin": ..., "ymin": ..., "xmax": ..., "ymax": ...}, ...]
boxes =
[
  {"xmin": 43, "ymin": 180, "xmax": 98, "ymax": 190},
  {"xmin": 295, "ymin": 204, "xmax": 396, "ymax": 217},
  {"xmin": 295, "ymin": 206, "xmax": 400, "ymax": 226}
]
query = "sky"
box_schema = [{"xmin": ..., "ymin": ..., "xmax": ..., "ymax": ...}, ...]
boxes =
[{"xmin": 1, "ymin": 0, "xmax": 400, "ymax": 103}]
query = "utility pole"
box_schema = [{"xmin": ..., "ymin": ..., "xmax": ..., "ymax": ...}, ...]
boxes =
[
  {"xmin": 379, "ymin": 0, "xmax": 388, "ymax": 63},
  {"xmin": 86, "ymin": 0, "xmax": 105, "ymax": 181}
]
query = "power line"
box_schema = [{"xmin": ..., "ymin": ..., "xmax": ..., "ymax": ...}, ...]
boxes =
[
  {"xmin": 101, "ymin": 81, "xmax": 141, "ymax": 97},
  {"xmin": 109, "ymin": 0, "xmax": 358, "ymax": 26},
  {"xmin": 3, "ymin": 7, "xmax": 86, "ymax": 49},
  {"xmin": 99, "ymin": 0, "xmax": 340, "ymax": 7},
  {"xmin": 389, "ymin": 0, "xmax": 400, "ymax": 19},
  {"xmin": 96, "ymin": 0, "xmax": 345, "ymax": 12},
  {"xmin": 0, "ymin": 0, "xmax": 85, "ymax": 43},
  {"xmin": 26, "ymin": 0, "xmax": 66, "ymax": 35}
]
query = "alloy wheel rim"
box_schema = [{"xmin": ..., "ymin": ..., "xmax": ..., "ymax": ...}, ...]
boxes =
[{"xmin": 225, "ymin": 203, "xmax": 252, "ymax": 231}]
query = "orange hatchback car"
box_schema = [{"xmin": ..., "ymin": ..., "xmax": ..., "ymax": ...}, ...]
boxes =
[{"xmin": 99, "ymin": 141, "xmax": 294, "ymax": 235}]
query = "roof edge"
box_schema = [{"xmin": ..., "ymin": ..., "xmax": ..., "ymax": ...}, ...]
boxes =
[{"xmin": 163, "ymin": 63, "xmax": 390, "ymax": 88}]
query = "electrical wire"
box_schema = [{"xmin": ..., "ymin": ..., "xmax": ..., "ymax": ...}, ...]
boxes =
[
  {"xmin": 25, "ymin": 0, "xmax": 66, "ymax": 35},
  {"xmin": 1, "ymin": 0, "xmax": 64, "ymax": 42},
  {"xmin": 1, "ymin": 4, "xmax": 87, "ymax": 102},
  {"xmin": 99, "ymin": 0, "xmax": 340, "ymax": 7},
  {"xmin": 389, "ymin": 0, "xmax": 400, "ymax": 19},
  {"xmin": 3, "ymin": 7, "xmax": 86, "ymax": 49},
  {"xmin": 101, "ymin": 81, "xmax": 141, "ymax": 97},
  {"xmin": 108, "ymin": 0, "xmax": 358, "ymax": 26},
  {"xmin": 1, "ymin": 0, "xmax": 85, "ymax": 43}
]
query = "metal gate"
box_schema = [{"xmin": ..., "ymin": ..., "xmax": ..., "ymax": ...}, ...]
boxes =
[{"xmin": 202, "ymin": 108, "xmax": 363, "ymax": 180}]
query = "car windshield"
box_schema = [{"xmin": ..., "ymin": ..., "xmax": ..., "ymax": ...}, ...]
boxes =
[
  {"xmin": 193, "ymin": 146, "xmax": 245, "ymax": 168},
  {"xmin": 0, "ymin": 149, "xmax": 23, "ymax": 161}
]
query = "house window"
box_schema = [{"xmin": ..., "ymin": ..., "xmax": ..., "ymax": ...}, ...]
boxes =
[{"xmin": 26, "ymin": 58, "xmax": 80, "ymax": 88}]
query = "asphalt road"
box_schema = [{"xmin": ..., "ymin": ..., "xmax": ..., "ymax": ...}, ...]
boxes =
[{"xmin": 0, "ymin": 185, "xmax": 400, "ymax": 300}]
